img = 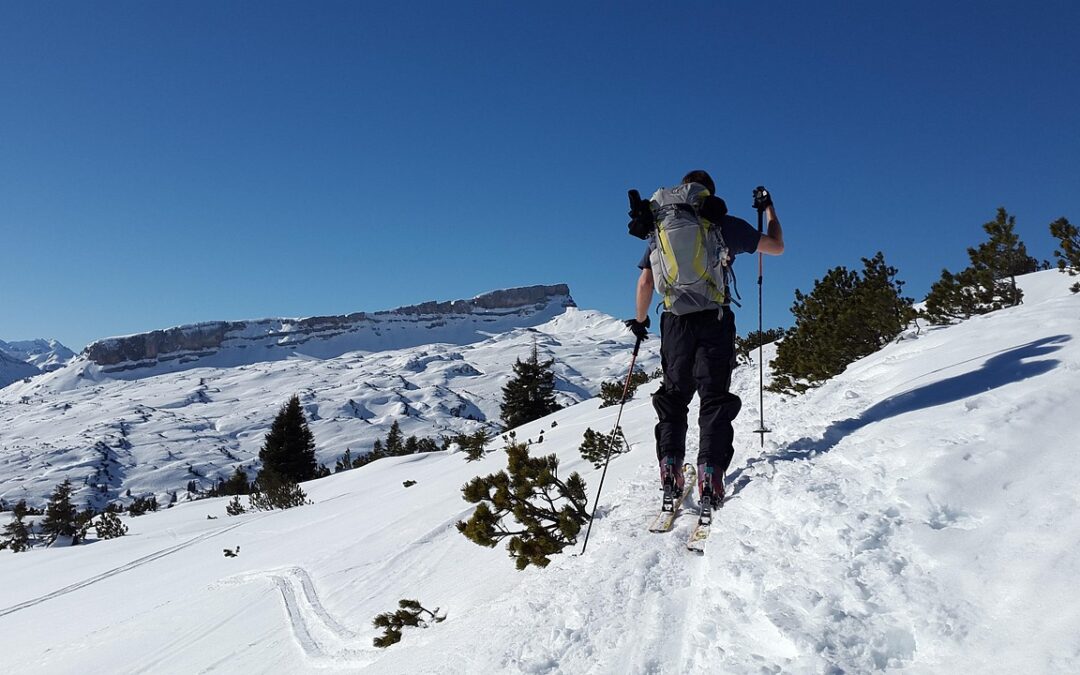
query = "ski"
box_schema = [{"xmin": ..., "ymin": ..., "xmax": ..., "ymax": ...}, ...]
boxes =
[
  {"xmin": 687, "ymin": 496, "xmax": 721, "ymax": 553},
  {"xmin": 686, "ymin": 515, "xmax": 711, "ymax": 553},
  {"xmin": 648, "ymin": 464, "xmax": 695, "ymax": 533}
]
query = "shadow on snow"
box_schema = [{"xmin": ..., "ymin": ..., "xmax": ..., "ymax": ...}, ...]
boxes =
[{"xmin": 728, "ymin": 335, "xmax": 1070, "ymax": 497}]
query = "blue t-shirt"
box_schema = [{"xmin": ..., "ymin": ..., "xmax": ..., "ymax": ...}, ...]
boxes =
[{"xmin": 637, "ymin": 215, "xmax": 760, "ymax": 269}]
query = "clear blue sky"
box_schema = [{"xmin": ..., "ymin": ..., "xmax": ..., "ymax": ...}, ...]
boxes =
[{"xmin": 2, "ymin": 1, "xmax": 1077, "ymax": 351}]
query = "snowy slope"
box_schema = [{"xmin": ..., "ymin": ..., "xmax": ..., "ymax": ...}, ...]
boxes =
[
  {"xmin": 0, "ymin": 338, "xmax": 75, "ymax": 374},
  {"xmin": 0, "ymin": 350, "xmax": 39, "ymax": 390},
  {"xmin": 1, "ymin": 270, "xmax": 1077, "ymax": 673},
  {"xmin": 0, "ymin": 304, "xmax": 659, "ymax": 510}
]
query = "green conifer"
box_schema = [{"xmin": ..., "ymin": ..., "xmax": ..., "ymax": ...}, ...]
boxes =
[
  {"xmin": 770, "ymin": 252, "xmax": 915, "ymax": 394},
  {"xmin": 1, "ymin": 501, "xmax": 33, "ymax": 553},
  {"xmin": 457, "ymin": 440, "xmax": 588, "ymax": 570},
  {"xmin": 500, "ymin": 345, "xmax": 563, "ymax": 430},
  {"xmin": 372, "ymin": 599, "xmax": 445, "ymax": 648},
  {"xmin": 578, "ymin": 427, "xmax": 628, "ymax": 469},
  {"xmin": 385, "ymin": 421, "xmax": 405, "ymax": 456},
  {"xmin": 41, "ymin": 479, "xmax": 79, "ymax": 544},
  {"xmin": 258, "ymin": 395, "xmax": 318, "ymax": 483},
  {"xmin": 1049, "ymin": 216, "xmax": 1080, "ymax": 293},
  {"xmin": 924, "ymin": 208, "xmax": 1038, "ymax": 322},
  {"xmin": 94, "ymin": 511, "xmax": 128, "ymax": 539}
]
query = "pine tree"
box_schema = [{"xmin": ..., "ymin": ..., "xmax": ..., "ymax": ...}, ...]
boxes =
[
  {"xmin": 500, "ymin": 344, "xmax": 563, "ymax": 430},
  {"xmin": 598, "ymin": 369, "xmax": 651, "ymax": 408},
  {"xmin": 248, "ymin": 469, "xmax": 309, "ymax": 511},
  {"xmin": 578, "ymin": 427, "xmax": 628, "ymax": 469},
  {"xmin": 335, "ymin": 449, "xmax": 355, "ymax": 473},
  {"xmin": 372, "ymin": 599, "xmax": 446, "ymax": 648},
  {"xmin": 226, "ymin": 495, "xmax": 246, "ymax": 516},
  {"xmin": 385, "ymin": 421, "xmax": 405, "ymax": 456},
  {"xmin": 735, "ymin": 328, "xmax": 786, "ymax": 363},
  {"xmin": 457, "ymin": 440, "xmax": 588, "ymax": 570},
  {"xmin": 94, "ymin": 511, "xmax": 128, "ymax": 539},
  {"xmin": 1049, "ymin": 216, "xmax": 1080, "ymax": 293},
  {"xmin": 924, "ymin": 208, "xmax": 1037, "ymax": 322},
  {"xmin": 258, "ymin": 395, "xmax": 318, "ymax": 484},
  {"xmin": 457, "ymin": 429, "xmax": 491, "ymax": 462},
  {"xmin": 1, "ymin": 501, "xmax": 33, "ymax": 552},
  {"xmin": 219, "ymin": 466, "xmax": 250, "ymax": 495},
  {"xmin": 41, "ymin": 479, "xmax": 79, "ymax": 544},
  {"xmin": 769, "ymin": 252, "xmax": 915, "ymax": 394}
]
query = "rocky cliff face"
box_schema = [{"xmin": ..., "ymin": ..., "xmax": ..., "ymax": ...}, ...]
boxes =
[{"xmin": 82, "ymin": 285, "xmax": 575, "ymax": 376}]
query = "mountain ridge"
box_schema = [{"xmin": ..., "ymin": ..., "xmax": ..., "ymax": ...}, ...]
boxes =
[{"xmin": 80, "ymin": 284, "xmax": 575, "ymax": 376}]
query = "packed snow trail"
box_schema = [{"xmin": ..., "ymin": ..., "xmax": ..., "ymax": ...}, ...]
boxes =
[{"xmin": 0, "ymin": 271, "xmax": 1077, "ymax": 673}]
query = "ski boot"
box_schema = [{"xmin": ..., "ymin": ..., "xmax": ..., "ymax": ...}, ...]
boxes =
[
  {"xmin": 659, "ymin": 455, "xmax": 685, "ymax": 513},
  {"xmin": 697, "ymin": 464, "xmax": 725, "ymax": 525}
]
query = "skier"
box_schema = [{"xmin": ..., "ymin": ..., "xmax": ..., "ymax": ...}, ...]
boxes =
[{"xmin": 625, "ymin": 170, "xmax": 785, "ymax": 510}]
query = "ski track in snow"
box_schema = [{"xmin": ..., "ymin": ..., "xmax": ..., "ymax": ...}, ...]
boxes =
[
  {"xmin": 216, "ymin": 566, "xmax": 375, "ymax": 669},
  {"xmin": 0, "ymin": 516, "xmax": 265, "ymax": 618}
]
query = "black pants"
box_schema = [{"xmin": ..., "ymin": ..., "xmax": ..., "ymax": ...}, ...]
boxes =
[{"xmin": 652, "ymin": 309, "xmax": 742, "ymax": 473}]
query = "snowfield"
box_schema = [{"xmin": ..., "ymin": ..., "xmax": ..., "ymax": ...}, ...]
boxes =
[
  {"xmin": 1, "ymin": 270, "xmax": 1078, "ymax": 674},
  {"xmin": 0, "ymin": 305, "xmax": 660, "ymax": 510}
]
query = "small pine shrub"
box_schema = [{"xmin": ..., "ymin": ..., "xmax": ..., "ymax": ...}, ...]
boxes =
[
  {"xmin": 598, "ymin": 369, "xmax": 651, "ymax": 408},
  {"xmin": 226, "ymin": 495, "xmax": 247, "ymax": 516},
  {"xmin": 735, "ymin": 328, "xmax": 786, "ymax": 363},
  {"xmin": 128, "ymin": 495, "xmax": 159, "ymax": 516},
  {"xmin": 578, "ymin": 427, "xmax": 629, "ymax": 469},
  {"xmin": 457, "ymin": 440, "xmax": 588, "ymax": 570},
  {"xmin": 457, "ymin": 429, "xmax": 491, "ymax": 462},
  {"xmin": 372, "ymin": 599, "xmax": 446, "ymax": 648},
  {"xmin": 248, "ymin": 470, "xmax": 310, "ymax": 511},
  {"xmin": 94, "ymin": 512, "xmax": 129, "ymax": 539}
]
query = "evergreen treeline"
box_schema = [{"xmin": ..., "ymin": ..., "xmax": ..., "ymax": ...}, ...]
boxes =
[
  {"xmin": 923, "ymin": 208, "xmax": 1039, "ymax": 322},
  {"xmin": 769, "ymin": 252, "xmax": 915, "ymax": 394},
  {"xmin": 767, "ymin": 207, "xmax": 1070, "ymax": 394},
  {"xmin": 2, "ymin": 481, "xmax": 131, "ymax": 553}
]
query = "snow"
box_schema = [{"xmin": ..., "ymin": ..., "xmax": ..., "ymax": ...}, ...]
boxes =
[
  {"xmin": 1, "ymin": 270, "xmax": 1078, "ymax": 673},
  {"xmin": 0, "ymin": 306, "xmax": 659, "ymax": 510}
]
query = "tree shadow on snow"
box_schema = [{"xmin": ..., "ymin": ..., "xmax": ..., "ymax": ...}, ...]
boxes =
[{"xmin": 727, "ymin": 334, "xmax": 1070, "ymax": 497}]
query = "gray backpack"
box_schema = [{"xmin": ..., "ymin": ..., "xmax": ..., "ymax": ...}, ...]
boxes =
[{"xmin": 648, "ymin": 182, "xmax": 729, "ymax": 315}]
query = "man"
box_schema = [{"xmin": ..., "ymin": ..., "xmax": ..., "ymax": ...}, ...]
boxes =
[{"xmin": 625, "ymin": 170, "xmax": 785, "ymax": 508}]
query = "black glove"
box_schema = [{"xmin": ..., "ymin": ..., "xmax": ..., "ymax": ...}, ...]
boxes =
[
  {"xmin": 624, "ymin": 316, "xmax": 650, "ymax": 341},
  {"xmin": 753, "ymin": 186, "xmax": 773, "ymax": 211},
  {"xmin": 627, "ymin": 189, "xmax": 655, "ymax": 240}
]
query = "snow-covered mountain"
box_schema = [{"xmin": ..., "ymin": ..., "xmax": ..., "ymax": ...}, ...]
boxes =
[
  {"xmin": 80, "ymin": 284, "xmax": 577, "ymax": 377},
  {"xmin": 0, "ymin": 338, "xmax": 75, "ymax": 374},
  {"xmin": 1, "ymin": 271, "xmax": 1077, "ymax": 673},
  {"xmin": 0, "ymin": 285, "xmax": 659, "ymax": 510},
  {"xmin": 0, "ymin": 350, "xmax": 39, "ymax": 390}
]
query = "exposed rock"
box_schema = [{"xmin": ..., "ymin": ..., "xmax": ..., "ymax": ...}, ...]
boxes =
[{"xmin": 81, "ymin": 285, "xmax": 575, "ymax": 374}]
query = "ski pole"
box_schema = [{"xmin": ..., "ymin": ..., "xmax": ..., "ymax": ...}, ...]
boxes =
[
  {"xmin": 579, "ymin": 336, "xmax": 641, "ymax": 555},
  {"xmin": 753, "ymin": 189, "xmax": 771, "ymax": 447}
]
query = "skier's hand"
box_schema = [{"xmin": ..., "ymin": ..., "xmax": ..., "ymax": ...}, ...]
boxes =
[
  {"xmin": 624, "ymin": 316, "xmax": 650, "ymax": 341},
  {"xmin": 753, "ymin": 186, "xmax": 773, "ymax": 211}
]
